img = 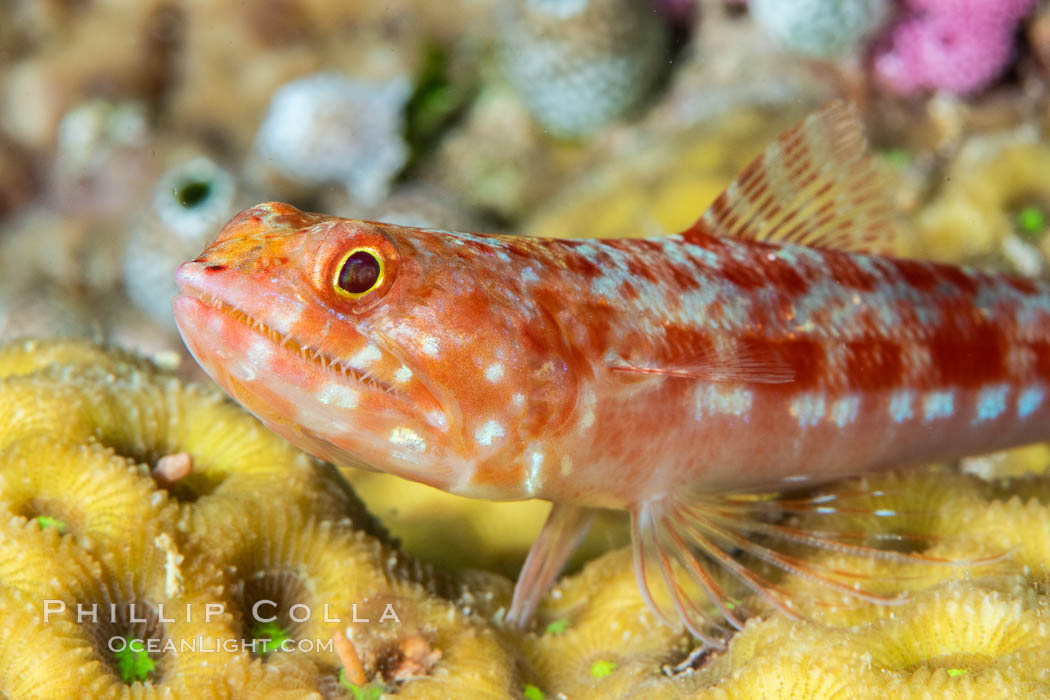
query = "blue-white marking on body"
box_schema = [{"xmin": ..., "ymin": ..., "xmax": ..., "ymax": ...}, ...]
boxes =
[
  {"xmin": 830, "ymin": 395, "xmax": 860, "ymax": 428},
  {"xmin": 790, "ymin": 393, "xmax": 826, "ymax": 428},
  {"xmin": 889, "ymin": 390, "xmax": 915, "ymax": 422},
  {"xmin": 922, "ymin": 390, "xmax": 954, "ymax": 421},
  {"xmin": 682, "ymin": 242, "xmax": 721, "ymax": 269},
  {"xmin": 974, "ymin": 384, "xmax": 1009, "ymax": 424},
  {"xmin": 695, "ymin": 385, "xmax": 753, "ymax": 420},
  {"xmin": 1017, "ymin": 385, "xmax": 1045, "ymax": 419}
]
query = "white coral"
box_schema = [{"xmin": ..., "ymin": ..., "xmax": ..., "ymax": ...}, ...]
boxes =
[
  {"xmin": 750, "ymin": 0, "xmax": 892, "ymax": 58},
  {"xmin": 255, "ymin": 72, "xmax": 411, "ymax": 206}
]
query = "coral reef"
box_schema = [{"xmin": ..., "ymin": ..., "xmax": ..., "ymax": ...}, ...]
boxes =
[
  {"xmin": 912, "ymin": 129, "xmax": 1050, "ymax": 267},
  {"xmin": 523, "ymin": 106, "xmax": 804, "ymax": 239},
  {"xmin": 517, "ymin": 467, "xmax": 1050, "ymax": 699},
  {"xmin": 0, "ymin": 1, "xmax": 180, "ymax": 151},
  {"xmin": 2, "ymin": 1, "xmax": 1050, "ymax": 696},
  {"xmin": 430, "ymin": 84, "xmax": 571, "ymax": 221},
  {"xmin": 123, "ymin": 155, "xmax": 240, "ymax": 328},
  {"xmin": 499, "ymin": 0, "xmax": 671, "ymax": 137},
  {"xmin": 749, "ymin": 0, "xmax": 892, "ymax": 58},
  {"xmin": 873, "ymin": 0, "xmax": 1038, "ymax": 96},
  {"xmin": 51, "ymin": 98, "xmax": 153, "ymax": 219},
  {"xmin": 0, "ymin": 339, "xmax": 1047, "ymax": 698},
  {"xmin": 254, "ymin": 72, "xmax": 411, "ymax": 206},
  {"xmin": 0, "ymin": 339, "xmax": 521, "ymax": 698}
]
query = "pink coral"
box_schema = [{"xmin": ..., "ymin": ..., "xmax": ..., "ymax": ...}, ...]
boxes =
[{"xmin": 873, "ymin": 0, "xmax": 1037, "ymax": 95}]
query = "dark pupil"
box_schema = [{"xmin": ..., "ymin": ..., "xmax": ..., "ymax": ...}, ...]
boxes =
[{"xmin": 338, "ymin": 251, "xmax": 381, "ymax": 294}]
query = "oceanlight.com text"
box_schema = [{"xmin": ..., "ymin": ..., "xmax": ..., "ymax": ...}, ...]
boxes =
[{"xmin": 108, "ymin": 636, "xmax": 334, "ymax": 655}]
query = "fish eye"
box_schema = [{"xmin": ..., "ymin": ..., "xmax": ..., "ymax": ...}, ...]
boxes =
[{"xmin": 335, "ymin": 248, "xmax": 384, "ymax": 298}]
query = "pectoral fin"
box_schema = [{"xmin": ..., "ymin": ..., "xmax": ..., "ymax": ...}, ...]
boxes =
[
  {"xmin": 631, "ymin": 477, "xmax": 1004, "ymax": 646},
  {"xmin": 610, "ymin": 338, "xmax": 794, "ymax": 384}
]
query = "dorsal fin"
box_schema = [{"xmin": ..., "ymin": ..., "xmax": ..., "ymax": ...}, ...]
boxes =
[{"xmin": 684, "ymin": 101, "xmax": 899, "ymax": 255}]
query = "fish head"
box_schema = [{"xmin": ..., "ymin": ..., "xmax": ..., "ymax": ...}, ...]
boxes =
[{"xmin": 173, "ymin": 202, "xmax": 579, "ymax": 498}]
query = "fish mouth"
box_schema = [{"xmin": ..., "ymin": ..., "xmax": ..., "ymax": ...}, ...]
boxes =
[{"xmin": 177, "ymin": 286, "xmax": 398, "ymax": 397}]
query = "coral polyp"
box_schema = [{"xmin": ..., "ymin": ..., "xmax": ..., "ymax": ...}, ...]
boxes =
[
  {"xmin": 873, "ymin": 0, "xmax": 1038, "ymax": 96},
  {"xmin": 499, "ymin": 0, "xmax": 671, "ymax": 137},
  {"xmin": 254, "ymin": 72, "xmax": 411, "ymax": 206},
  {"xmin": 0, "ymin": 437, "xmax": 175, "ymax": 546},
  {"xmin": 859, "ymin": 586, "xmax": 1050, "ymax": 677},
  {"xmin": 750, "ymin": 0, "xmax": 891, "ymax": 58}
]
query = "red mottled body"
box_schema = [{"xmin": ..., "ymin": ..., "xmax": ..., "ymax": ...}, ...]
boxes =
[{"xmin": 173, "ymin": 103, "xmax": 1046, "ymax": 642}]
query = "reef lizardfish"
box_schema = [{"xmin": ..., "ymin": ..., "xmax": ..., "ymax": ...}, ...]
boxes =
[{"xmin": 173, "ymin": 102, "xmax": 1044, "ymax": 644}]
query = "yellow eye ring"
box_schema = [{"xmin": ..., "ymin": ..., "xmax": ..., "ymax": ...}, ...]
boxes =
[{"xmin": 334, "ymin": 247, "xmax": 384, "ymax": 299}]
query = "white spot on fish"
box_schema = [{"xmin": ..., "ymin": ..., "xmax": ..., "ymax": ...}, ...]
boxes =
[
  {"xmin": 351, "ymin": 344, "xmax": 382, "ymax": 368},
  {"xmin": 975, "ymin": 384, "xmax": 1009, "ymax": 423},
  {"xmin": 475, "ymin": 420, "xmax": 505, "ymax": 446},
  {"xmin": 521, "ymin": 267, "xmax": 539, "ymax": 283},
  {"xmin": 317, "ymin": 382, "xmax": 359, "ymax": 409},
  {"xmin": 1018, "ymin": 385, "xmax": 1045, "ymax": 419},
  {"xmin": 923, "ymin": 391, "xmax": 954, "ymax": 421},
  {"xmin": 420, "ymin": 335, "xmax": 439, "ymax": 357},
  {"xmin": 394, "ymin": 366, "xmax": 413, "ymax": 383},
  {"xmin": 390, "ymin": 426, "xmax": 426, "ymax": 452},
  {"xmin": 512, "ymin": 393, "xmax": 525, "ymax": 408},
  {"xmin": 269, "ymin": 303, "xmax": 304, "ymax": 334},
  {"xmin": 560, "ymin": 455, "xmax": 573, "ymax": 476},
  {"xmin": 789, "ymin": 393, "xmax": 826, "ymax": 427},
  {"xmin": 485, "ymin": 363, "xmax": 504, "ymax": 382},
  {"xmin": 578, "ymin": 389, "xmax": 597, "ymax": 429},
  {"xmin": 694, "ymin": 385, "xmax": 753, "ymax": 419},
  {"xmin": 247, "ymin": 338, "xmax": 274, "ymax": 368},
  {"xmin": 889, "ymin": 390, "xmax": 915, "ymax": 423},
  {"xmin": 830, "ymin": 395, "xmax": 860, "ymax": 427},
  {"xmin": 524, "ymin": 451, "xmax": 545, "ymax": 496}
]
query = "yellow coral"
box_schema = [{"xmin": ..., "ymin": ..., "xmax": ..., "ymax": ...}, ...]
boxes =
[
  {"xmin": 0, "ymin": 585, "xmax": 105, "ymax": 699},
  {"xmin": 0, "ymin": 337, "xmax": 158, "ymax": 379},
  {"xmin": 709, "ymin": 651, "xmax": 878, "ymax": 700},
  {"xmin": 183, "ymin": 482, "xmax": 524, "ymax": 697},
  {"xmin": 914, "ymin": 132, "xmax": 1050, "ymax": 266},
  {"xmin": 964, "ymin": 496, "xmax": 1050, "ymax": 576},
  {"xmin": 0, "ymin": 338, "xmax": 522, "ymax": 698},
  {"xmin": 0, "ymin": 515, "xmax": 103, "ymax": 602},
  {"xmin": 0, "ymin": 436, "xmax": 176, "ymax": 549},
  {"xmin": 521, "ymin": 548, "xmax": 691, "ymax": 698},
  {"xmin": 0, "ymin": 355, "xmax": 377, "ymax": 534},
  {"xmin": 859, "ymin": 585, "xmax": 1050, "ymax": 677},
  {"xmin": 523, "ymin": 107, "xmax": 805, "ymax": 240}
]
